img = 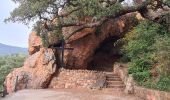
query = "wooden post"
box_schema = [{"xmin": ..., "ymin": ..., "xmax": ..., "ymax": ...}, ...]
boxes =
[
  {"xmin": 51, "ymin": 39, "xmax": 74, "ymax": 68},
  {"xmin": 14, "ymin": 76, "xmax": 18, "ymax": 92}
]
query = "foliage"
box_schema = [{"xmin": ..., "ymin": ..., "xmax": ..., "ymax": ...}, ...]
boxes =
[
  {"xmin": 122, "ymin": 20, "xmax": 170, "ymax": 91},
  {"xmin": 164, "ymin": 0, "xmax": 170, "ymax": 7},
  {"xmin": 142, "ymin": 75, "xmax": 170, "ymax": 92},
  {"xmin": 121, "ymin": 21, "xmax": 160, "ymax": 84},
  {"xmin": 128, "ymin": 58, "xmax": 152, "ymax": 74},
  {"xmin": 5, "ymin": 0, "xmax": 57, "ymax": 24},
  {"xmin": 155, "ymin": 75, "xmax": 170, "ymax": 91},
  {"xmin": 0, "ymin": 54, "xmax": 27, "ymax": 91},
  {"xmin": 154, "ymin": 36, "xmax": 170, "ymax": 76},
  {"xmin": 133, "ymin": 71, "xmax": 151, "ymax": 84},
  {"xmin": 6, "ymin": 0, "xmax": 165, "ymax": 47},
  {"xmin": 123, "ymin": 21, "xmax": 162, "ymax": 59},
  {"xmin": 6, "ymin": 0, "xmax": 123, "ymax": 24}
]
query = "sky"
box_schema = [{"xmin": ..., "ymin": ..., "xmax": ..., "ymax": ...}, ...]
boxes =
[{"xmin": 0, "ymin": 0, "xmax": 31, "ymax": 48}]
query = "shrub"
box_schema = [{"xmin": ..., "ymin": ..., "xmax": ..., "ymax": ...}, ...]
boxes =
[
  {"xmin": 154, "ymin": 36, "xmax": 170, "ymax": 75},
  {"xmin": 122, "ymin": 20, "xmax": 170, "ymax": 92},
  {"xmin": 123, "ymin": 20, "xmax": 162, "ymax": 60},
  {"xmin": 128, "ymin": 58, "xmax": 152, "ymax": 74},
  {"xmin": 141, "ymin": 75, "xmax": 170, "ymax": 92},
  {"xmin": 122, "ymin": 21, "xmax": 161, "ymax": 84},
  {"xmin": 156, "ymin": 75, "xmax": 170, "ymax": 91},
  {"xmin": 132, "ymin": 71, "xmax": 151, "ymax": 84}
]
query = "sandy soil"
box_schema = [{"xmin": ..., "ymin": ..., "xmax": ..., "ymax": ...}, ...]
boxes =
[{"xmin": 1, "ymin": 89, "xmax": 143, "ymax": 100}]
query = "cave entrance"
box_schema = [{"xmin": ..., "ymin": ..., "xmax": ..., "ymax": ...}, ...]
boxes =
[{"xmin": 87, "ymin": 36, "xmax": 121, "ymax": 72}]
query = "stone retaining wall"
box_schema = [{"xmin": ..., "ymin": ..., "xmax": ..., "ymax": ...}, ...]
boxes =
[
  {"xmin": 114, "ymin": 63, "xmax": 135, "ymax": 94},
  {"xmin": 134, "ymin": 86, "xmax": 170, "ymax": 100},
  {"xmin": 113, "ymin": 62, "xmax": 170, "ymax": 100},
  {"xmin": 49, "ymin": 69, "xmax": 106, "ymax": 89}
]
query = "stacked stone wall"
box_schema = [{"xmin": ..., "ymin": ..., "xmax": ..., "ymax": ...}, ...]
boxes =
[
  {"xmin": 49, "ymin": 69, "xmax": 106, "ymax": 89},
  {"xmin": 134, "ymin": 86, "xmax": 170, "ymax": 100}
]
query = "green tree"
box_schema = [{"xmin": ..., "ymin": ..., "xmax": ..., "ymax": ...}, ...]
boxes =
[{"xmin": 5, "ymin": 0, "xmax": 170, "ymax": 47}]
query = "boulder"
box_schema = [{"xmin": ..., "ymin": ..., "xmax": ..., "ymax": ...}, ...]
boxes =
[
  {"xmin": 28, "ymin": 32, "xmax": 42, "ymax": 55},
  {"xmin": 5, "ymin": 48, "xmax": 57, "ymax": 93},
  {"xmin": 27, "ymin": 13, "xmax": 140, "ymax": 69}
]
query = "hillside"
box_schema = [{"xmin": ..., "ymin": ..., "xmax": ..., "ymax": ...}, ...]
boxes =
[{"xmin": 0, "ymin": 43, "xmax": 27, "ymax": 55}]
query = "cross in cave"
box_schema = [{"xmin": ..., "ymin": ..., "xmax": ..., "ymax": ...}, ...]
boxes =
[{"xmin": 51, "ymin": 38, "xmax": 74, "ymax": 68}]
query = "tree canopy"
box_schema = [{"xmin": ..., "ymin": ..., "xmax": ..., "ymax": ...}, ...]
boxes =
[{"xmin": 5, "ymin": 0, "xmax": 170, "ymax": 47}]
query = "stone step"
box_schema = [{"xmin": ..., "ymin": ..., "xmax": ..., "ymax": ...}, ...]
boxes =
[
  {"xmin": 104, "ymin": 73, "xmax": 118, "ymax": 76},
  {"xmin": 107, "ymin": 84, "xmax": 125, "ymax": 88},
  {"xmin": 103, "ymin": 72, "xmax": 114, "ymax": 74},
  {"xmin": 107, "ymin": 83, "xmax": 125, "ymax": 87},
  {"xmin": 107, "ymin": 81, "xmax": 124, "ymax": 85},
  {"xmin": 106, "ymin": 77, "xmax": 122, "ymax": 81},
  {"xmin": 104, "ymin": 72, "xmax": 125, "ymax": 90},
  {"xmin": 106, "ymin": 75, "xmax": 120, "ymax": 78},
  {"xmin": 105, "ymin": 72, "xmax": 116, "ymax": 74},
  {"xmin": 103, "ymin": 88, "xmax": 125, "ymax": 91},
  {"xmin": 105, "ymin": 74, "xmax": 118, "ymax": 76}
]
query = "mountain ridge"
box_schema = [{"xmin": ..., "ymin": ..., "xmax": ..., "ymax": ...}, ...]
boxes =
[{"xmin": 0, "ymin": 43, "xmax": 27, "ymax": 55}]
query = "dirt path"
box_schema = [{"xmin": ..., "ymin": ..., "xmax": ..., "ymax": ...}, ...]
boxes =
[{"xmin": 1, "ymin": 89, "xmax": 143, "ymax": 100}]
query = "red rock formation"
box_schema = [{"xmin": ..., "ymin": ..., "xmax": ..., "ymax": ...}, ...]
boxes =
[
  {"xmin": 5, "ymin": 48, "xmax": 57, "ymax": 93},
  {"xmin": 28, "ymin": 32, "xmax": 42, "ymax": 55},
  {"xmin": 5, "ymin": 12, "xmax": 141, "ymax": 93},
  {"xmin": 64, "ymin": 13, "xmax": 138, "ymax": 69}
]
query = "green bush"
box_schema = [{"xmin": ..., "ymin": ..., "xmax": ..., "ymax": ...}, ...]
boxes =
[
  {"xmin": 123, "ymin": 20, "xmax": 162, "ymax": 59},
  {"xmin": 128, "ymin": 58, "xmax": 152, "ymax": 74},
  {"xmin": 0, "ymin": 54, "xmax": 27, "ymax": 91},
  {"xmin": 132, "ymin": 71, "xmax": 151, "ymax": 84},
  {"xmin": 122, "ymin": 20, "xmax": 170, "ymax": 91},
  {"xmin": 156, "ymin": 75, "xmax": 170, "ymax": 91},
  {"xmin": 143, "ymin": 75, "xmax": 170, "ymax": 92},
  {"xmin": 154, "ymin": 36, "xmax": 170, "ymax": 75},
  {"xmin": 123, "ymin": 21, "xmax": 161, "ymax": 84}
]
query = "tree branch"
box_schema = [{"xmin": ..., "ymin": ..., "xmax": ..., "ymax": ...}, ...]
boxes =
[
  {"xmin": 65, "ymin": 18, "xmax": 108, "ymax": 40},
  {"xmin": 59, "ymin": 7, "xmax": 82, "ymax": 17},
  {"xmin": 64, "ymin": 0, "xmax": 152, "ymax": 40}
]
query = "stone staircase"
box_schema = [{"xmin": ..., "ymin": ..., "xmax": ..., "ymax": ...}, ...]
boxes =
[{"xmin": 104, "ymin": 72, "xmax": 125, "ymax": 91}]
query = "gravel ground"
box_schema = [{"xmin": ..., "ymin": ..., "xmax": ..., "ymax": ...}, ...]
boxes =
[{"xmin": 1, "ymin": 89, "xmax": 143, "ymax": 100}]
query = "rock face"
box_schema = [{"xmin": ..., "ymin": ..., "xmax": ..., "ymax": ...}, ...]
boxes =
[
  {"xmin": 5, "ymin": 48, "xmax": 57, "ymax": 93},
  {"xmin": 64, "ymin": 13, "xmax": 138, "ymax": 69},
  {"xmin": 5, "ymin": 12, "xmax": 140, "ymax": 93},
  {"xmin": 28, "ymin": 32, "xmax": 42, "ymax": 55}
]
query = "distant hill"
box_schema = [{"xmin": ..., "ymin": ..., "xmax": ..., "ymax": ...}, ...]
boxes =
[{"xmin": 0, "ymin": 43, "xmax": 27, "ymax": 56}]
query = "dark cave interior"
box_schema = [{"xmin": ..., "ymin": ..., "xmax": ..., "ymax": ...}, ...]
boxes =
[{"xmin": 87, "ymin": 36, "xmax": 122, "ymax": 72}]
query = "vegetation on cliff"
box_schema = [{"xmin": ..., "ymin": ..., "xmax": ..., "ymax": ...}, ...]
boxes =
[
  {"xmin": 121, "ymin": 20, "xmax": 170, "ymax": 91},
  {"xmin": 0, "ymin": 54, "xmax": 27, "ymax": 91}
]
